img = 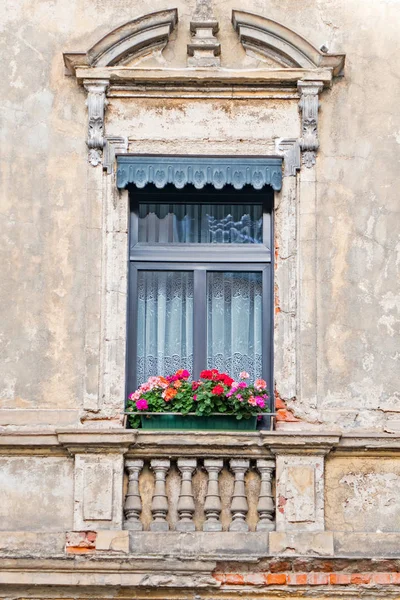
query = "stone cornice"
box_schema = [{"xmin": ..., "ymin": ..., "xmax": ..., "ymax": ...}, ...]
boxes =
[{"xmin": 2, "ymin": 429, "xmax": 400, "ymax": 457}]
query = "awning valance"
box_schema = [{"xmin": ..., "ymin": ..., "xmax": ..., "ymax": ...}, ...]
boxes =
[{"xmin": 116, "ymin": 155, "xmax": 282, "ymax": 191}]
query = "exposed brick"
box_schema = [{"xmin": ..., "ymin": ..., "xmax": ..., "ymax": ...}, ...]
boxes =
[
  {"xmin": 224, "ymin": 574, "xmax": 244, "ymax": 585},
  {"xmin": 269, "ymin": 560, "xmax": 292, "ymax": 573},
  {"xmin": 65, "ymin": 547, "xmax": 94, "ymax": 554},
  {"xmin": 275, "ymin": 397, "xmax": 286, "ymax": 410},
  {"xmin": 391, "ymin": 573, "xmax": 400, "ymax": 585},
  {"xmin": 330, "ymin": 573, "xmax": 352, "ymax": 585},
  {"xmin": 308, "ymin": 573, "xmax": 329, "ymax": 585},
  {"xmin": 287, "ymin": 573, "xmax": 308, "ymax": 586},
  {"xmin": 276, "ymin": 409, "xmax": 300, "ymax": 422},
  {"xmin": 373, "ymin": 573, "xmax": 391, "ymax": 584},
  {"xmin": 244, "ymin": 573, "xmax": 265, "ymax": 586},
  {"xmin": 265, "ymin": 573, "xmax": 287, "ymax": 585},
  {"xmin": 351, "ymin": 573, "xmax": 371, "ymax": 585},
  {"xmin": 213, "ymin": 573, "xmax": 225, "ymax": 583}
]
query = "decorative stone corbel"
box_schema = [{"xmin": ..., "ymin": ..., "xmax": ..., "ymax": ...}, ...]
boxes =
[
  {"xmin": 297, "ymin": 81, "xmax": 324, "ymax": 168},
  {"xmin": 187, "ymin": 0, "xmax": 221, "ymax": 67},
  {"xmin": 83, "ymin": 79, "xmax": 109, "ymax": 167}
]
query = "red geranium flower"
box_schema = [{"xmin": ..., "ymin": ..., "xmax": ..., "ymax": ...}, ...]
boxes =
[
  {"xmin": 200, "ymin": 370, "xmax": 213, "ymax": 379},
  {"xmin": 192, "ymin": 381, "xmax": 200, "ymax": 391},
  {"xmin": 212, "ymin": 384, "xmax": 225, "ymax": 396}
]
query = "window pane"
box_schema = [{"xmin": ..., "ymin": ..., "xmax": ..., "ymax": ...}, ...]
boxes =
[
  {"xmin": 137, "ymin": 271, "xmax": 193, "ymax": 385},
  {"xmin": 207, "ymin": 272, "xmax": 262, "ymax": 381},
  {"xmin": 138, "ymin": 203, "xmax": 263, "ymax": 244}
]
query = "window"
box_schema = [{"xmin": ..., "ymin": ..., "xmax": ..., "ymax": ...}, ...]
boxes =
[{"xmin": 127, "ymin": 183, "xmax": 273, "ymax": 404}]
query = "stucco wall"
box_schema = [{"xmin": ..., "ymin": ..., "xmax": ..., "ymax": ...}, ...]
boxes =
[{"xmin": 1, "ymin": 0, "xmax": 399, "ymax": 431}]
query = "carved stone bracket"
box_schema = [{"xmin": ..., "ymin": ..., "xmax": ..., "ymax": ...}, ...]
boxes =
[
  {"xmin": 188, "ymin": 0, "xmax": 221, "ymax": 67},
  {"xmin": 275, "ymin": 138, "xmax": 301, "ymax": 177},
  {"xmin": 298, "ymin": 81, "xmax": 324, "ymax": 168},
  {"xmin": 83, "ymin": 79, "xmax": 109, "ymax": 167}
]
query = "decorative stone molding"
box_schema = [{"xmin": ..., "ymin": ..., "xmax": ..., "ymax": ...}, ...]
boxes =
[
  {"xmin": 83, "ymin": 79, "xmax": 109, "ymax": 167},
  {"xmin": 63, "ymin": 9, "xmax": 178, "ymax": 74},
  {"xmin": 116, "ymin": 155, "xmax": 283, "ymax": 191},
  {"xmin": 188, "ymin": 0, "xmax": 221, "ymax": 67},
  {"xmin": 103, "ymin": 136, "xmax": 128, "ymax": 174},
  {"xmin": 298, "ymin": 81, "xmax": 324, "ymax": 168},
  {"xmin": 232, "ymin": 10, "xmax": 345, "ymax": 76},
  {"xmin": 275, "ymin": 138, "xmax": 301, "ymax": 177}
]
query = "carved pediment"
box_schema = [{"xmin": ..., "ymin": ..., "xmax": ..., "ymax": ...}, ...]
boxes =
[
  {"xmin": 64, "ymin": 9, "xmax": 178, "ymax": 74},
  {"xmin": 232, "ymin": 10, "xmax": 345, "ymax": 76}
]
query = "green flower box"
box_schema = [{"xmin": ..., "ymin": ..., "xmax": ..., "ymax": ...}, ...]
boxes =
[{"xmin": 140, "ymin": 413, "xmax": 257, "ymax": 431}]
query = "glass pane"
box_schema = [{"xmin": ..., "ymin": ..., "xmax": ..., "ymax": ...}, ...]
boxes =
[
  {"xmin": 137, "ymin": 271, "xmax": 193, "ymax": 385},
  {"xmin": 138, "ymin": 203, "xmax": 263, "ymax": 244},
  {"xmin": 207, "ymin": 272, "xmax": 262, "ymax": 381}
]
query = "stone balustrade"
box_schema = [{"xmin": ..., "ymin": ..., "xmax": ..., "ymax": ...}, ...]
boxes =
[{"xmin": 123, "ymin": 455, "xmax": 275, "ymax": 533}]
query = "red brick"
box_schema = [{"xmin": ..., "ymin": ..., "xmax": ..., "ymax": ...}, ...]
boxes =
[
  {"xmin": 287, "ymin": 573, "xmax": 307, "ymax": 586},
  {"xmin": 213, "ymin": 574, "xmax": 225, "ymax": 583},
  {"xmin": 275, "ymin": 397, "xmax": 286, "ymax": 410},
  {"xmin": 308, "ymin": 573, "xmax": 329, "ymax": 585},
  {"xmin": 276, "ymin": 409, "xmax": 300, "ymax": 422},
  {"xmin": 265, "ymin": 573, "xmax": 287, "ymax": 585},
  {"xmin": 245, "ymin": 573, "xmax": 265, "ymax": 586},
  {"xmin": 65, "ymin": 546, "xmax": 92, "ymax": 554},
  {"xmin": 330, "ymin": 573, "xmax": 351, "ymax": 585},
  {"xmin": 391, "ymin": 573, "xmax": 400, "ymax": 585},
  {"xmin": 351, "ymin": 573, "xmax": 371, "ymax": 585},
  {"xmin": 373, "ymin": 573, "xmax": 391, "ymax": 584},
  {"xmin": 224, "ymin": 574, "xmax": 244, "ymax": 585}
]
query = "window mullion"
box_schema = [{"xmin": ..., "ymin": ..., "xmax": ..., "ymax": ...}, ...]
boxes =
[{"xmin": 193, "ymin": 268, "xmax": 207, "ymax": 379}]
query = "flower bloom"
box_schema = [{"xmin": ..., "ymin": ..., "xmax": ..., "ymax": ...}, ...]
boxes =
[
  {"xmin": 248, "ymin": 396, "xmax": 257, "ymax": 406},
  {"xmin": 218, "ymin": 373, "xmax": 234, "ymax": 386},
  {"xmin": 176, "ymin": 369, "xmax": 190, "ymax": 379},
  {"xmin": 192, "ymin": 381, "xmax": 200, "ymax": 391},
  {"xmin": 162, "ymin": 387, "xmax": 178, "ymax": 401},
  {"xmin": 193, "ymin": 395, "xmax": 197, "ymax": 401},
  {"xmin": 173, "ymin": 380, "xmax": 182, "ymax": 389},
  {"xmin": 239, "ymin": 371, "xmax": 249, "ymax": 379},
  {"xmin": 238, "ymin": 382, "xmax": 247, "ymax": 389},
  {"xmin": 200, "ymin": 370, "xmax": 213, "ymax": 379},
  {"xmin": 212, "ymin": 384, "xmax": 225, "ymax": 396},
  {"xmin": 136, "ymin": 398, "xmax": 148, "ymax": 411},
  {"xmin": 255, "ymin": 396, "xmax": 265, "ymax": 408},
  {"xmin": 254, "ymin": 378, "xmax": 267, "ymax": 390},
  {"xmin": 236, "ymin": 394, "xmax": 243, "ymax": 401}
]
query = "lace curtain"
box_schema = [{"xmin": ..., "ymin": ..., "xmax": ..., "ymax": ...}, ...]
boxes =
[
  {"xmin": 138, "ymin": 203, "xmax": 263, "ymax": 244},
  {"xmin": 207, "ymin": 272, "xmax": 262, "ymax": 381},
  {"xmin": 137, "ymin": 271, "xmax": 194, "ymax": 385}
]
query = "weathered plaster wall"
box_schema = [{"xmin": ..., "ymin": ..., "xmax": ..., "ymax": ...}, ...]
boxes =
[
  {"xmin": 1, "ymin": 0, "xmax": 399, "ymax": 431},
  {"xmin": 0, "ymin": 457, "xmax": 74, "ymax": 530}
]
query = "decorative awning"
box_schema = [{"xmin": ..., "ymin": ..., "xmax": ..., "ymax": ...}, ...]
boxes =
[{"xmin": 116, "ymin": 156, "xmax": 282, "ymax": 191}]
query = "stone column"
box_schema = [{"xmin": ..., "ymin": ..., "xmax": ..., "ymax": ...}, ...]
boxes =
[
  {"xmin": 229, "ymin": 459, "xmax": 249, "ymax": 532},
  {"xmin": 123, "ymin": 459, "xmax": 144, "ymax": 531},
  {"xmin": 256, "ymin": 459, "xmax": 275, "ymax": 531},
  {"xmin": 176, "ymin": 459, "xmax": 197, "ymax": 532},
  {"xmin": 203, "ymin": 459, "xmax": 223, "ymax": 531},
  {"xmin": 150, "ymin": 459, "xmax": 170, "ymax": 531}
]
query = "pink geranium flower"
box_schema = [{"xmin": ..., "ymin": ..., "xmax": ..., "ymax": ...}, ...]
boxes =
[
  {"xmin": 136, "ymin": 398, "xmax": 148, "ymax": 411},
  {"xmin": 239, "ymin": 371, "xmax": 249, "ymax": 379},
  {"xmin": 255, "ymin": 396, "xmax": 265, "ymax": 408}
]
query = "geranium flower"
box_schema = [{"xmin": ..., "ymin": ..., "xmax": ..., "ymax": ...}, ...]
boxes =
[
  {"xmin": 192, "ymin": 381, "xmax": 200, "ymax": 391},
  {"xmin": 255, "ymin": 378, "xmax": 267, "ymax": 390},
  {"xmin": 239, "ymin": 371, "xmax": 249, "ymax": 379},
  {"xmin": 238, "ymin": 382, "xmax": 247, "ymax": 389},
  {"xmin": 136, "ymin": 398, "xmax": 148, "ymax": 411},
  {"xmin": 162, "ymin": 388, "xmax": 178, "ymax": 401},
  {"xmin": 255, "ymin": 396, "xmax": 265, "ymax": 408},
  {"xmin": 211, "ymin": 384, "xmax": 225, "ymax": 395},
  {"xmin": 248, "ymin": 396, "xmax": 257, "ymax": 406},
  {"xmin": 173, "ymin": 380, "xmax": 182, "ymax": 389},
  {"xmin": 200, "ymin": 370, "xmax": 213, "ymax": 379}
]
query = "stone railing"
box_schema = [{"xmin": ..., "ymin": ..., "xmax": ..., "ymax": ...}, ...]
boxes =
[{"xmin": 123, "ymin": 456, "xmax": 275, "ymax": 534}]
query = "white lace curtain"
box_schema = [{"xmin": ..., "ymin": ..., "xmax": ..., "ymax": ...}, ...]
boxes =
[
  {"xmin": 137, "ymin": 271, "xmax": 194, "ymax": 384},
  {"xmin": 207, "ymin": 272, "xmax": 262, "ymax": 381},
  {"xmin": 138, "ymin": 203, "xmax": 263, "ymax": 244},
  {"xmin": 136, "ymin": 270, "xmax": 262, "ymax": 384}
]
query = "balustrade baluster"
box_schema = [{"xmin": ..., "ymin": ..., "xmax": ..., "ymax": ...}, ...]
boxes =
[
  {"xmin": 203, "ymin": 459, "xmax": 223, "ymax": 531},
  {"xmin": 176, "ymin": 459, "xmax": 197, "ymax": 532},
  {"xmin": 256, "ymin": 459, "xmax": 275, "ymax": 531},
  {"xmin": 229, "ymin": 459, "xmax": 249, "ymax": 531},
  {"xmin": 123, "ymin": 459, "xmax": 144, "ymax": 530},
  {"xmin": 150, "ymin": 459, "xmax": 170, "ymax": 531}
]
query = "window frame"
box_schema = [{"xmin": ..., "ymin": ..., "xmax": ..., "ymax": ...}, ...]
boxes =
[{"xmin": 126, "ymin": 184, "xmax": 274, "ymax": 405}]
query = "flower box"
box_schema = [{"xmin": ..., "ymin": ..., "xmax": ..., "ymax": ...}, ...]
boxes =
[{"xmin": 140, "ymin": 413, "xmax": 257, "ymax": 431}]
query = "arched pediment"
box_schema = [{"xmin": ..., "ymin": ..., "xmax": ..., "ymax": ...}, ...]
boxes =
[
  {"xmin": 64, "ymin": 9, "xmax": 178, "ymax": 74},
  {"xmin": 232, "ymin": 10, "xmax": 345, "ymax": 76}
]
